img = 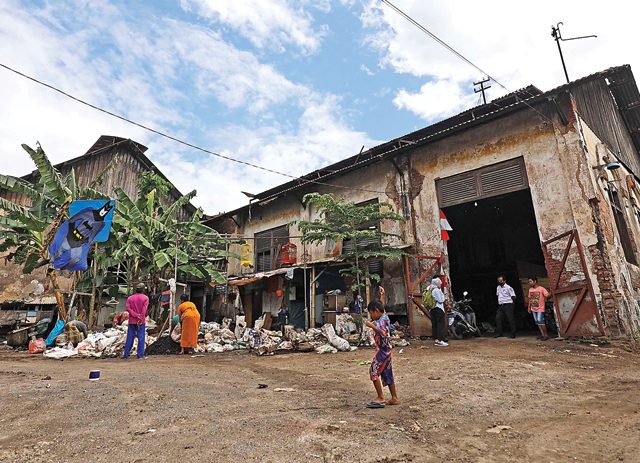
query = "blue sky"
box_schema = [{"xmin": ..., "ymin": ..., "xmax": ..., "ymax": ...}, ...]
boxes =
[{"xmin": 1, "ymin": 0, "xmax": 637, "ymax": 213}]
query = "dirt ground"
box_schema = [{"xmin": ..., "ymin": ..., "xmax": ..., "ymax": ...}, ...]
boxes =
[{"xmin": 1, "ymin": 336, "xmax": 639, "ymax": 463}]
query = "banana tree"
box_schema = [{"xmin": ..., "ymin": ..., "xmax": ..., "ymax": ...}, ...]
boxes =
[
  {"xmin": 0, "ymin": 143, "xmax": 116, "ymax": 318},
  {"xmin": 102, "ymin": 179, "xmax": 229, "ymax": 322}
]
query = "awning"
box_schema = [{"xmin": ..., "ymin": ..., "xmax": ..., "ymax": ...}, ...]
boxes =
[
  {"xmin": 210, "ymin": 267, "xmax": 298, "ymax": 287},
  {"xmin": 24, "ymin": 296, "xmax": 58, "ymax": 305}
]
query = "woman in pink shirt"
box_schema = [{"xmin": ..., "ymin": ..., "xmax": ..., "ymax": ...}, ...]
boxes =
[{"xmin": 528, "ymin": 277, "xmax": 550, "ymax": 341}]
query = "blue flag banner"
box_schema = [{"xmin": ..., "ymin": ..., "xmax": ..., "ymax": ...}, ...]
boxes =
[{"xmin": 49, "ymin": 200, "xmax": 116, "ymax": 271}]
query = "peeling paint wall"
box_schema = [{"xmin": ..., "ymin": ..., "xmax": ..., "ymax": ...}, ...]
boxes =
[
  {"xmin": 208, "ymin": 92, "xmax": 640, "ymax": 338},
  {"xmin": 220, "ymin": 160, "xmax": 409, "ymax": 309},
  {"xmin": 573, "ymin": 105, "xmax": 640, "ymax": 336}
]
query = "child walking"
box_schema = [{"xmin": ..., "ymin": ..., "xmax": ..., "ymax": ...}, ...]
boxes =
[{"xmin": 365, "ymin": 300, "xmax": 400, "ymax": 408}]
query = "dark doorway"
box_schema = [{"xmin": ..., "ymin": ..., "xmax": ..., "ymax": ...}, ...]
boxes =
[{"xmin": 444, "ymin": 189, "xmax": 546, "ymax": 332}]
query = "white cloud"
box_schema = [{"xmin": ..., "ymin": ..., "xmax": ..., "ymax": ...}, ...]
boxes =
[
  {"xmin": 181, "ymin": 0, "xmax": 328, "ymax": 54},
  {"xmin": 360, "ymin": 64, "xmax": 375, "ymax": 76},
  {"xmin": 153, "ymin": 93, "xmax": 379, "ymax": 214},
  {"xmin": 0, "ymin": 0, "xmax": 376, "ymax": 215},
  {"xmin": 360, "ymin": 0, "xmax": 640, "ymax": 121},
  {"xmin": 164, "ymin": 20, "xmax": 306, "ymax": 112},
  {"xmin": 393, "ymin": 79, "xmax": 476, "ymax": 121}
]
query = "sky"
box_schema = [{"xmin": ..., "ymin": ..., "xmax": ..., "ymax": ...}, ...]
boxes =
[{"xmin": 1, "ymin": 0, "xmax": 638, "ymax": 215}]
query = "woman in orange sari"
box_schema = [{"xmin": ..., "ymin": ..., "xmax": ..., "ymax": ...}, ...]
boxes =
[{"xmin": 178, "ymin": 293, "xmax": 201, "ymax": 355}]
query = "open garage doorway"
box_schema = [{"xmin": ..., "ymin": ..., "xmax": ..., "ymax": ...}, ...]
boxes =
[{"xmin": 437, "ymin": 158, "xmax": 548, "ymax": 334}]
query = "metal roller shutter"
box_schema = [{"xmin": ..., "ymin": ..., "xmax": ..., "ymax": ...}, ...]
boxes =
[{"xmin": 437, "ymin": 157, "xmax": 528, "ymax": 207}]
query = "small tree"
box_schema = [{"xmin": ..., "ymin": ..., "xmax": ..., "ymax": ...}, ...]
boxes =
[{"xmin": 297, "ymin": 193, "xmax": 404, "ymax": 302}]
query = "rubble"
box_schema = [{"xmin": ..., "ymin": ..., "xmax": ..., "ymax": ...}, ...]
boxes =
[
  {"xmin": 146, "ymin": 335, "xmax": 181, "ymax": 355},
  {"xmin": 42, "ymin": 319, "xmax": 157, "ymax": 359},
  {"xmin": 36, "ymin": 315, "xmax": 410, "ymax": 359},
  {"xmin": 321, "ymin": 324, "xmax": 353, "ymax": 352},
  {"xmin": 315, "ymin": 345, "xmax": 338, "ymax": 354}
]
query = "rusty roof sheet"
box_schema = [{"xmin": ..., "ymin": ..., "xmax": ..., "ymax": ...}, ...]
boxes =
[
  {"xmin": 206, "ymin": 65, "xmax": 639, "ymax": 224},
  {"xmin": 19, "ymin": 135, "xmax": 196, "ymax": 214}
]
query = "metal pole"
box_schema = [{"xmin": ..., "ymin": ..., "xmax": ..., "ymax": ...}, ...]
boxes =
[
  {"xmin": 89, "ymin": 242, "xmax": 98, "ymax": 329},
  {"xmin": 310, "ymin": 265, "xmax": 316, "ymax": 328},
  {"xmin": 224, "ymin": 240, "xmax": 229, "ymax": 300},
  {"xmin": 551, "ymin": 23, "xmax": 597, "ymax": 85},
  {"xmin": 303, "ymin": 241, "xmax": 308, "ymax": 330},
  {"xmin": 169, "ymin": 233, "xmax": 178, "ymax": 333},
  {"xmin": 552, "ymin": 25, "xmax": 570, "ymax": 84},
  {"xmin": 224, "ymin": 240, "xmax": 229, "ymax": 320}
]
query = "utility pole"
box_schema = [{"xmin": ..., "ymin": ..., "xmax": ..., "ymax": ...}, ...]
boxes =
[
  {"xmin": 473, "ymin": 77, "xmax": 491, "ymax": 104},
  {"xmin": 169, "ymin": 232, "xmax": 179, "ymax": 333},
  {"xmin": 551, "ymin": 22, "xmax": 597, "ymax": 84},
  {"xmin": 89, "ymin": 242, "xmax": 98, "ymax": 329}
]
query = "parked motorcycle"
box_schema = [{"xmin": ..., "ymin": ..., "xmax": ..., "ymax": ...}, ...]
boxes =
[{"xmin": 447, "ymin": 291, "xmax": 480, "ymax": 339}]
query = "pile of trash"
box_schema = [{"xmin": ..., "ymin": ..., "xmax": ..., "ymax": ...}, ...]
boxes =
[
  {"xmin": 41, "ymin": 318, "xmax": 157, "ymax": 360},
  {"xmin": 165, "ymin": 313, "xmax": 410, "ymax": 356},
  {"xmin": 36, "ymin": 312, "xmax": 410, "ymax": 359}
]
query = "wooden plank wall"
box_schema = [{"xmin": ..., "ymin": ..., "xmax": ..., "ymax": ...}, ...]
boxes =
[{"xmin": 1, "ymin": 148, "xmax": 193, "ymax": 221}]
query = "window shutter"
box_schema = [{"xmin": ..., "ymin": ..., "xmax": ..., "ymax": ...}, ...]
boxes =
[
  {"xmin": 438, "ymin": 175, "xmax": 478, "ymax": 207},
  {"xmin": 437, "ymin": 157, "xmax": 528, "ymax": 207}
]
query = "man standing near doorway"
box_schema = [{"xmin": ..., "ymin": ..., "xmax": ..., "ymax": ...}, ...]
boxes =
[
  {"xmin": 495, "ymin": 276, "xmax": 516, "ymax": 339},
  {"xmin": 428, "ymin": 277, "xmax": 448, "ymax": 347},
  {"xmin": 528, "ymin": 277, "xmax": 550, "ymax": 341}
]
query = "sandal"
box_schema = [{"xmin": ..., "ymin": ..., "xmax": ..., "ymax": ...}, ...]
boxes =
[{"xmin": 366, "ymin": 401, "xmax": 386, "ymax": 409}]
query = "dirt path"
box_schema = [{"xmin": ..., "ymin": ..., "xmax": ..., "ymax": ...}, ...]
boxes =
[{"xmin": 1, "ymin": 337, "xmax": 639, "ymax": 463}]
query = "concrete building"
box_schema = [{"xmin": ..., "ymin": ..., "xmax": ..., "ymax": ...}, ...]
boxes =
[{"xmin": 206, "ymin": 65, "xmax": 640, "ymax": 338}]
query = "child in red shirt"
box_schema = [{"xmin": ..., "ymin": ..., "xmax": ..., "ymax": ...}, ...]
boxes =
[{"xmin": 528, "ymin": 277, "xmax": 550, "ymax": 340}]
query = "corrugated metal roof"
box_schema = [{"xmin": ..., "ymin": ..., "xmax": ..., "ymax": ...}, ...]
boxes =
[
  {"xmin": 606, "ymin": 66, "xmax": 640, "ymax": 161},
  {"xmin": 206, "ymin": 65, "xmax": 640, "ymax": 225},
  {"xmin": 20, "ymin": 135, "xmax": 197, "ymax": 214}
]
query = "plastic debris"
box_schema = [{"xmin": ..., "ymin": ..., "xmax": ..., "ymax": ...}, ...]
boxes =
[
  {"xmin": 321, "ymin": 324, "xmax": 351, "ymax": 352},
  {"xmin": 316, "ymin": 344, "xmax": 338, "ymax": 354},
  {"xmin": 336, "ymin": 314, "xmax": 357, "ymax": 335},
  {"xmin": 28, "ymin": 338, "xmax": 46, "ymax": 354},
  {"xmin": 34, "ymin": 311, "xmax": 411, "ymax": 359},
  {"xmin": 43, "ymin": 347, "xmax": 78, "ymax": 360}
]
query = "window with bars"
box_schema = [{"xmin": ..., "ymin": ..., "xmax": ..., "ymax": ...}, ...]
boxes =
[
  {"xmin": 254, "ymin": 225, "xmax": 290, "ymax": 272},
  {"xmin": 342, "ymin": 199, "xmax": 381, "ymax": 253},
  {"xmin": 608, "ymin": 188, "xmax": 638, "ymax": 265}
]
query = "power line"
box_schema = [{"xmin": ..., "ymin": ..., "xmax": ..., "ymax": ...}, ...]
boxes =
[
  {"xmin": 0, "ymin": 63, "xmax": 386, "ymax": 195},
  {"xmin": 379, "ymin": 0, "xmax": 553, "ymax": 124}
]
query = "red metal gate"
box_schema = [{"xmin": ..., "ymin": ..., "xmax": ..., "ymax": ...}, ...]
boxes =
[
  {"xmin": 403, "ymin": 253, "xmax": 443, "ymax": 336},
  {"xmin": 541, "ymin": 230, "xmax": 605, "ymax": 337}
]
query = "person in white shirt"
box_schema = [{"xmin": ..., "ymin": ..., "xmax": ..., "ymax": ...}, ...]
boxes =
[
  {"xmin": 429, "ymin": 278, "xmax": 448, "ymax": 347},
  {"xmin": 495, "ymin": 275, "xmax": 517, "ymax": 338}
]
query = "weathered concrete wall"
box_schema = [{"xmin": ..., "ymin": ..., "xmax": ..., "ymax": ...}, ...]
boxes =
[
  {"xmin": 212, "ymin": 95, "xmax": 640, "ymax": 338},
  {"xmin": 406, "ymin": 105, "xmax": 582, "ymax": 334},
  {"xmin": 572, "ymin": 105, "xmax": 640, "ymax": 336},
  {"xmin": 223, "ymin": 160, "xmax": 409, "ymax": 310}
]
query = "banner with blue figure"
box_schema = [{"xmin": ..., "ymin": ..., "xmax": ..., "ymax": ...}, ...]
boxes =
[{"xmin": 49, "ymin": 200, "xmax": 116, "ymax": 271}]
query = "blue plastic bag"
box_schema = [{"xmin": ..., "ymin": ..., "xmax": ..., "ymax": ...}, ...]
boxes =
[{"xmin": 45, "ymin": 320, "xmax": 65, "ymax": 347}]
